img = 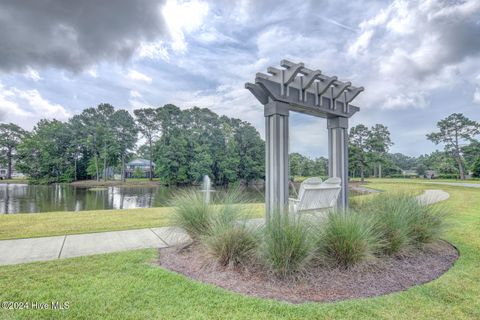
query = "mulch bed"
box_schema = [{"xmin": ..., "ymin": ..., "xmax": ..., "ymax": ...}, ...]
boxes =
[{"xmin": 157, "ymin": 241, "xmax": 458, "ymax": 303}]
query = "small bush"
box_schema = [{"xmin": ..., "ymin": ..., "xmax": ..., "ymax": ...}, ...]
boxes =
[
  {"xmin": 360, "ymin": 193, "xmax": 416, "ymax": 255},
  {"xmin": 170, "ymin": 189, "xmax": 212, "ymax": 240},
  {"xmin": 408, "ymin": 204, "xmax": 446, "ymax": 245},
  {"xmin": 260, "ymin": 213, "xmax": 314, "ymax": 277},
  {"xmin": 436, "ymin": 174, "xmax": 459, "ymax": 179},
  {"xmin": 358, "ymin": 192, "xmax": 446, "ymax": 251},
  {"xmin": 202, "ymin": 187, "xmax": 258, "ymax": 267},
  {"xmin": 387, "ymin": 174, "xmax": 413, "ymax": 179},
  {"xmin": 203, "ymin": 222, "xmax": 258, "ymax": 267},
  {"xmin": 317, "ymin": 211, "xmax": 381, "ymax": 269}
]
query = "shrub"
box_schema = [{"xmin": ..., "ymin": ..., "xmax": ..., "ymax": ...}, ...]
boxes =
[
  {"xmin": 317, "ymin": 211, "xmax": 381, "ymax": 268},
  {"xmin": 358, "ymin": 192, "xmax": 446, "ymax": 251},
  {"xmin": 436, "ymin": 174, "xmax": 459, "ymax": 179},
  {"xmin": 386, "ymin": 174, "xmax": 413, "ymax": 179},
  {"xmin": 407, "ymin": 204, "xmax": 446, "ymax": 245},
  {"xmin": 202, "ymin": 187, "xmax": 259, "ymax": 267},
  {"xmin": 260, "ymin": 213, "xmax": 314, "ymax": 277},
  {"xmin": 212, "ymin": 186, "xmax": 254, "ymax": 224},
  {"xmin": 203, "ymin": 222, "xmax": 258, "ymax": 267},
  {"xmin": 471, "ymin": 158, "xmax": 480, "ymax": 178},
  {"xmin": 170, "ymin": 189, "xmax": 212, "ymax": 240},
  {"xmin": 359, "ymin": 193, "xmax": 416, "ymax": 255}
]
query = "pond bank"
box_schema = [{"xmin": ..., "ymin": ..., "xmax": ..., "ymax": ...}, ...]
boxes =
[{"xmin": 70, "ymin": 179, "xmax": 161, "ymax": 187}]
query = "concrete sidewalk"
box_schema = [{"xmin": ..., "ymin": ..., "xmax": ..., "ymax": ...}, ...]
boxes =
[
  {"xmin": 0, "ymin": 189, "xmax": 451, "ymax": 266},
  {"xmin": 416, "ymin": 189, "xmax": 450, "ymax": 205},
  {"xmin": 0, "ymin": 227, "xmax": 190, "ymax": 266}
]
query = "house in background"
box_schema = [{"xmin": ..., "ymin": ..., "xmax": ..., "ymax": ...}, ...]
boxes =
[
  {"xmin": 401, "ymin": 169, "xmax": 417, "ymax": 178},
  {"xmin": 125, "ymin": 159, "xmax": 155, "ymax": 178},
  {"xmin": 0, "ymin": 166, "xmax": 25, "ymax": 180},
  {"xmin": 0, "ymin": 168, "xmax": 7, "ymax": 179},
  {"xmin": 425, "ymin": 170, "xmax": 439, "ymax": 179}
]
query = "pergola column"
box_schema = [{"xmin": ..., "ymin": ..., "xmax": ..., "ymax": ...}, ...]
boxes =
[
  {"xmin": 264, "ymin": 101, "xmax": 289, "ymax": 219},
  {"xmin": 328, "ymin": 116, "xmax": 349, "ymax": 209}
]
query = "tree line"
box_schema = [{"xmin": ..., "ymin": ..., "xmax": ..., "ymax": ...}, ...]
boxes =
[
  {"xmin": 1, "ymin": 108, "xmax": 478, "ymax": 184},
  {"xmin": 0, "ymin": 104, "xmax": 264, "ymax": 185},
  {"xmin": 349, "ymin": 113, "xmax": 480, "ymax": 181}
]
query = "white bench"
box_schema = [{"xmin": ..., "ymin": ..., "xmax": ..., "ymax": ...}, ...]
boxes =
[{"xmin": 289, "ymin": 177, "xmax": 341, "ymax": 214}]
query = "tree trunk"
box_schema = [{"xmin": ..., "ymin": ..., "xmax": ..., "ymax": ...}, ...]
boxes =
[
  {"xmin": 360, "ymin": 163, "xmax": 365, "ymax": 183},
  {"xmin": 456, "ymin": 157, "xmax": 465, "ymax": 180},
  {"xmin": 379, "ymin": 163, "xmax": 382, "ymax": 179},
  {"xmin": 103, "ymin": 156, "xmax": 107, "ymax": 181},
  {"xmin": 4, "ymin": 184, "xmax": 9, "ymax": 213},
  {"xmin": 74, "ymin": 155, "xmax": 77, "ymax": 181},
  {"xmin": 454, "ymin": 130, "xmax": 464, "ymax": 180},
  {"xmin": 149, "ymin": 139, "xmax": 153, "ymax": 181},
  {"xmin": 121, "ymin": 155, "xmax": 126, "ymax": 182},
  {"xmin": 95, "ymin": 153, "xmax": 99, "ymax": 181},
  {"xmin": 6, "ymin": 148, "xmax": 12, "ymax": 179}
]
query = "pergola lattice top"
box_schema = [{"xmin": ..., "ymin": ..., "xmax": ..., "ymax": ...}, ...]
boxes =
[{"xmin": 246, "ymin": 60, "xmax": 363, "ymax": 118}]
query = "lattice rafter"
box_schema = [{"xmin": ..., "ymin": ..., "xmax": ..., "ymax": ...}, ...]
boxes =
[{"xmin": 246, "ymin": 60, "xmax": 364, "ymax": 118}]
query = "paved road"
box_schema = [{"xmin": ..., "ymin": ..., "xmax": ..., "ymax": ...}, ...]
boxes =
[
  {"xmin": 422, "ymin": 181, "xmax": 480, "ymax": 188},
  {"xmin": 0, "ymin": 189, "xmax": 452, "ymax": 266}
]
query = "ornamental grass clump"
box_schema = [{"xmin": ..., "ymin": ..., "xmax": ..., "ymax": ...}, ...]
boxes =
[
  {"xmin": 260, "ymin": 212, "xmax": 315, "ymax": 277},
  {"xmin": 202, "ymin": 187, "xmax": 259, "ymax": 267},
  {"xmin": 317, "ymin": 211, "xmax": 381, "ymax": 269},
  {"xmin": 170, "ymin": 189, "xmax": 212, "ymax": 240},
  {"xmin": 358, "ymin": 192, "xmax": 446, "ymax": 252},
  {"xmin": 203, "ymin": 221, "xmax": 258, "ymax": 267},
  {"xmin": 406, "ymin": 201, "xmax": 446, "ymax": 245},
  {"xmin": 360, "ymin": 193, "xmax": 416, "ymax": 255}
]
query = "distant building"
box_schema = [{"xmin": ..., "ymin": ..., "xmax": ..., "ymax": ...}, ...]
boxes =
[
  {"xmin": 0, "ymin": 167, "xmax": 25, "ymax": 180},
  {"xmin": 125, "ymin": 159, "xmax": 155, "ymax": 178},
  {"xmin": 0, "ymin": 168, "xmax": 7, "ymax": 179},
  {"xmin": 401, "ymin": 169, "xmax": 417, "ymax": 177},
  {"xmin": 425, "ymin": 170, "xmax": 438, "ymax": 179}
]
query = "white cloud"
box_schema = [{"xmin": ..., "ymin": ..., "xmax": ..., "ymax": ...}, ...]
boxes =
[
  {"xmin": 86, "ymin": 66, "xmax": 98, "ymax": 78},
  {"xmin": 129, "ymin": 90, "xmax": 142, "ymax": 98},
  {"xmin": 127, "ymin": 70, "xmax": 152, "ymax": 83},
  {"xmin": 137, "ymin": 41, "xmax": 169, "ymax": 61},
  {"xmin": 0, "ymin": 82, "xmax": 70, "ymax": 128},
  {"xmin": 348, "ymin": 29, "xmax": 373, "ymax": 58},
  {"xmin": 0, "ymin": 84, "xmax": 30, "ymax": 117},
  {"xmin": 24, "ymin": 67, "xmax": 42, "ymax": 81},
  {"xmin": 128, "ymin": 90, "xmax": 148, "ymax": 109},
  {"xmin": 474, "ymin": 75, "xmax": 480, "ymax": 104},
  {"xmin": 382, "ymin": 92, "xmax": 428, "ymax": 110},
  {"xmin": 162, "ymin": 0, "xmax": 209, "ymax": 53},
  {"xmin": 474, "ymin": 88, "xmax": 480, "ymax": 104},
  {"xmin": 16, "ymin": 89, "xmax": 70, "ymax": 118}
]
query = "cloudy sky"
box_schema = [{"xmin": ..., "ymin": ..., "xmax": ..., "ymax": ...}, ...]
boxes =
[{"xmin": 0, "ymin": 0, "xmax": 479, "ymax": 157}]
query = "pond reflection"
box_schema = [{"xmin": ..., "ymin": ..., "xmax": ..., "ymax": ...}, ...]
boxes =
[{"xmin": 0, "ymin": 183, "xmax": 265, "ymax": 214}]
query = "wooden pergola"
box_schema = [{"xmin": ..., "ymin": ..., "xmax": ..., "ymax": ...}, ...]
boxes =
[{"xmin": 246, "ymin": 60, "xmax": 363, "ymax": 217}]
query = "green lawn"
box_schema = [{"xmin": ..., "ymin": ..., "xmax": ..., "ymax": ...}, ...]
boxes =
[
  {"xmin": 0, "ymin": 204, "xmax": 264, "ymax": 240},
  {"xmin": 0, "ymin": 178, "xmax": 28, "ymax": 184},
  {"xmin": 352, "ymin": 177, "xmax": 480, "ymax": 184},
  {"xmin": 0, "ymin": 181, "xmax": 479, "ymax": 319}
]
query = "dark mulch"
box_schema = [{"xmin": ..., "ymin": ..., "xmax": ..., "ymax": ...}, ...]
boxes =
[{"xmin": 157, "ymin": 241, "xmax": 458, "ymax": 303}]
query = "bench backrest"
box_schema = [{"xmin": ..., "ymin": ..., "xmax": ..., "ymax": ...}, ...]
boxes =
[
  {"xmin": 296, "ymin": 177, "xmax": 341, "ymax": 212},
  {"xmin": 297, "ymin": 177, "xmax": 323, "ymax": 200}
]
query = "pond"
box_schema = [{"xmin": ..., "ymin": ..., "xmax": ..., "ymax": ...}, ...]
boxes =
[{"xmin": 0, "ymin": 183, "xmax": 265, "ymax": 214}]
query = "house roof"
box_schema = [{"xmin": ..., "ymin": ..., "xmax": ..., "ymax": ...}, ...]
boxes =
[{"xmin": 127, "ymin": 159, "xmax": 154, "ymax": 166}]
